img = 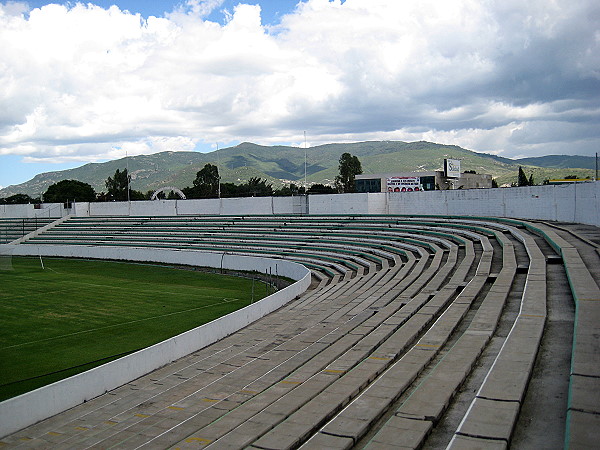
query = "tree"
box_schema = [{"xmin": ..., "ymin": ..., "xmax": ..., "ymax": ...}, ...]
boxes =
[
  {"xmin": 273, "ymin": 183, "xmax": 316, "ymax": 196},
  {"xmin": 335, "ymin": 153, "xmax": 362, "ymax": 193},
  {"xmin": 243, "ymin": 177, "xmax": 273, "ymax": 197},
  {"xmin": 0, "ymin": 194, "xmax": 38, "ymax": 204},
  {"xmin": 517, "ymin": 166, "xmax": 530, "ymax": 187},
  {"xmin": 130, "ymin": 189, "xmax": 147, "ymax": 200},
  {"xmin": 43, "ymin": 180, "xmax": 96, "ymax": 203},
  {"xmin": 219, "ymin": 182, "xmax": 238, "ymax": 198},
  {"xmin": 307, "ymin": 184, "xmax": 336, "ymax": 195},
  {"xmin": 273, "ymin": 184, "xmax": 299, "ymax": 196},
  {"xmin": 105, "ymin": 168, "xmax": 130, "ymax": 201},
  {"xmin": 217, "ymin": 177, "xmax": 273, "ymax": 198},
  {"xmin": 185, "ymin": 164, "xmax": 220, "ymax": 199}
]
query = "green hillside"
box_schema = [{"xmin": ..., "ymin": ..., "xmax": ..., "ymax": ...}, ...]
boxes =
[
  {"xmin": 494, "ymin": 166, "xmax": 595, "ymax": 187},
  {"xmin": 1, "ymin": 141, "xmax": 596, "ymax": 197},
  {"xmin": 516, "ymin": 155, "xmax": 597, "ymax": 170}
]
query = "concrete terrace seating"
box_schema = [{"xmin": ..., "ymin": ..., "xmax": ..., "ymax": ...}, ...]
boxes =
[
  {"xmin": 0, "ymin": 217, "xmax": 56, "ymax": 244},
  {"xmin": 1, "ymin": 214, "xmax": 598, "ymax": 449}
]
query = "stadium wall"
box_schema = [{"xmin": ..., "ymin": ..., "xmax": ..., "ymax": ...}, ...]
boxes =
[
  {"xmin": 383, "ymin": 182, "xmax": 599, "ymax": 224},
  {"xmin": 0, "ymin": 246, "xmax": 311, "ymax": 439},
  {"xmin": 0, "ymin": 182, "xmax": 598, "ymax": 225},
  {"xmin": 75, "ymin": 196, "xmax": 306, "ymax": 216},
  {"xmin": 89, "ymin": 180, "xmax": 599, "ymax": 224},
  {"xmin": 306, "ymin": 183, "xmax": 599, "ymax": 225},
  {"xmin": 0, "ymin": 202, "xmax": 67, "ymax": 219}
]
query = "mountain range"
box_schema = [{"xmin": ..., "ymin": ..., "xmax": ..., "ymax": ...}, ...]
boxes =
[{"xmin": 1, "ymin": 141, "xmax": 596, "ymax": 197}]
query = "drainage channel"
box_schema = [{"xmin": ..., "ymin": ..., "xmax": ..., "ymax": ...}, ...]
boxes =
[{"xmin": 510, "ymin": 231, "xmax": 575, "ymax": 449}]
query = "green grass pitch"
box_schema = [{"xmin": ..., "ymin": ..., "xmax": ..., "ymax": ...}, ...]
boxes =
[{"xmin": 0, "ymin": 256, "xmax": 268, "ymax": 401}]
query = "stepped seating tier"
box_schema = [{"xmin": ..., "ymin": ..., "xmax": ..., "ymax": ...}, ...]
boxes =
[
  {"xmin": 0, "ymin": 217, "xmax": 56, "ymax": 244},
  {"xmin": 1, "ymin": 214, "xmax": 597, "ymax": 449}
]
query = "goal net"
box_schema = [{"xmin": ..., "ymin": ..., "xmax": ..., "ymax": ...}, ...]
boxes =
[{"xmin": 0, "ymin": 244, "xmax": 15, "ymax": 271}]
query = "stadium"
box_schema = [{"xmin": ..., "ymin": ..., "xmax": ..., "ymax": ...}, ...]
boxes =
[{"xmin": 0, "ymin": 183, "xmax": 598, "ymax": 449}]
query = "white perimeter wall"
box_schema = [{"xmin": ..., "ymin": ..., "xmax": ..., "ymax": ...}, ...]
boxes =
[
  {"xmin": 75, "ymin": 196, "xmax": 306, "ymax": 217},
  {"xmin": 306, "ymin": 183, "xmax": 598, "ymax": 225},
  {"xmin": 306, "ymin": 193, "xmax": 388, "ymax": 215},
  {"xmin": 0, "ymin": 245, "xmax": 310, "ymax": 438},
  {"xmin": 1, "ymin": 182, "xmax": 598, "ymax": 225},
  {"xmin": 0, "ymin": 203, "xmax": 67, "ymax": 219},
  {"xmin": 384, "ymin": 182, "xmax": 599, "ymax": 225}
]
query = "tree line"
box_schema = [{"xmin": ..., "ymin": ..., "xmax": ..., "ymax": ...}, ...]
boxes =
[{"xmin": 0, "ymin": 153, "xmax": 364, "ymax": 204}]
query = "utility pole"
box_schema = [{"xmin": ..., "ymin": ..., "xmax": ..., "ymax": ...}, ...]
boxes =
[{"xmin": 596, "ymin": 152, "xmax": 598, "ymax": 181}]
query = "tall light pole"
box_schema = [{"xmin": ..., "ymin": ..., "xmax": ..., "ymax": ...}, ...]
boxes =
[
  {"xmin": 217, "ymin": 142, "xmax": 221, "ymax": 198},
  {"xmin": 126, "ymin": 150, "xmax": 130, "ymax": 203},
  {"xmin": 304, "ymin": 131, "xmax": 307, "ymax": 192}
]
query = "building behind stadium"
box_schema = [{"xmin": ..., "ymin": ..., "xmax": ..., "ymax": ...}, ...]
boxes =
[{"xmin": 356, "ymin": 158, "xmax": 493, "ymax": 193}]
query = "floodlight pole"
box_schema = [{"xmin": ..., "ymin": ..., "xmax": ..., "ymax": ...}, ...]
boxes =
[
  {"xmin": 304, "ymin": 131, "xmax": 307, "ymax": 192},
  {"xmin": 217, "ymin": 142, "xmax": 221, "ymax": 199},
  {"xmin": 126, "ymin": 150, "xmax": 130, "ymax": 203}
]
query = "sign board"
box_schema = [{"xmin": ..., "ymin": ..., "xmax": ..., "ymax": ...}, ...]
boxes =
[
  {"xmin": 444, "ymin": 159, "xmax": 461, "ymax": 178},
  {"xmin": 386, "ymin": 177, "xmax": 422, "ymax": 192}
]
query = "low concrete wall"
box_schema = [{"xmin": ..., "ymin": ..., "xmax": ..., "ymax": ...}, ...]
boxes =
[
  {"xmin": 307, "ymin": 193, "xmax": 371, "ymax": 214},
  {"xmin": 367, "ymin": 192, "xmax": 389, "ymax": 214},
  {"xmin": 0, "ymin": 204, "xmax": 31, "ymax": 218},
  {"xmin": 306, "ymin": 192, "xmax": 387, "ymax": 215},
  {"xmin": 0, "ymin": 245, "xmax": 311, "ymax": 438},
  {"xmin": 0, "ymin": 203, "xmax": 67, "ymax": 219},
  {"xmin": 78, "ymin": 196, "xmax": 308, "ymax": 217}
]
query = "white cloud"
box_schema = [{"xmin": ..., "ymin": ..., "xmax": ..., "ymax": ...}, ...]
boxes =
[{"xmin": 0, "ymin": 0, "xmax": 599, "ymax": 167}]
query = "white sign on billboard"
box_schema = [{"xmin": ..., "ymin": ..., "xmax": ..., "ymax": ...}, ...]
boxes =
[
  {"xmin": 444, "ymin": 159, "xmax": 461, "ymax": 178},
  {"xmin": 386, "ymin": 177, "xmax": 423, "ymax": 192}
]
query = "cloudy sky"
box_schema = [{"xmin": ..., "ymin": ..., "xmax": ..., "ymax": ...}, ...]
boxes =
[{"xmin": 1, "ymin": 0, "xmax": 599, "ymax": 189}]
